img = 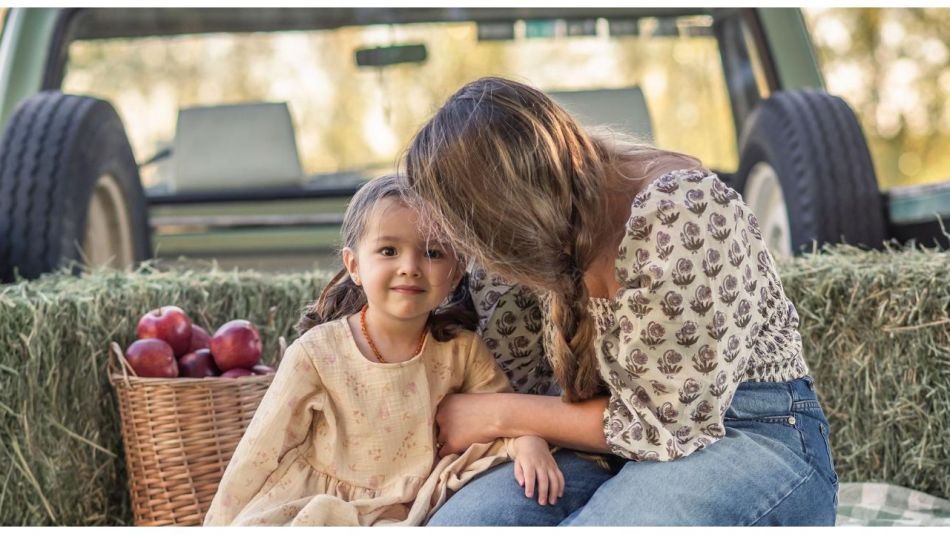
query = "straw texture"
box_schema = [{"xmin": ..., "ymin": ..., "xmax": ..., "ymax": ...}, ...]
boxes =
[
  {"xmin": 782, "ymin": 245, "xmax": 950, "ymax": 499},
  {"xmin": 0, "ymin": 263, "xmax": 331, "ymax": 525},
  {"xmin": 0, "ymin": 246, "xmax": 948, "ymax": 525}
]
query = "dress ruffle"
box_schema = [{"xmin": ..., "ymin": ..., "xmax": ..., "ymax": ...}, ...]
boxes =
[{"xmin": 232, "ymin": 452, "xmax": 426, "ymax": 525}]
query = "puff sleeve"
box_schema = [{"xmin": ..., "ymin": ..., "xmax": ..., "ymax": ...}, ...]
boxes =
[
  {"xmin": 600, "ymin": 169, "xmax": 796, "ymax": 461},
  {"xmin": 204, "ymin": 339, "xmax": 325, "ymax": 525}
]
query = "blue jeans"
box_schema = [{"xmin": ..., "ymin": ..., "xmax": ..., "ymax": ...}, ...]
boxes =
[{"xmin": 427, "ymin": 376, "xmax": 839, "ymax": 526}]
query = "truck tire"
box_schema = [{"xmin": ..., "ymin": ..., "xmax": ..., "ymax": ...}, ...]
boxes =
[
  {"xmin": 0, "ymin": 92, "xmax": 150, "ymax": 282},
  {"xmin": 732, "ymin": 89, "xmax": 887, "ymax": 257}
]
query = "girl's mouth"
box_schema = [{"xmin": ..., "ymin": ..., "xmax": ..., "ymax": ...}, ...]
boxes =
[{"xmin": 391, "ymin": 286, "xmax": 425, "ymax": 294}]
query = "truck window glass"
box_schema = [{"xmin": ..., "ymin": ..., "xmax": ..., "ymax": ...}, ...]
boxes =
[{"xmin": 62, "ymin": 15, "xmax": 738, "ymax": 191}]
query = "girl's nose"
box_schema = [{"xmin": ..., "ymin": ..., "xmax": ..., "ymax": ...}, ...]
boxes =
[{"xmin": 398, "ymin": 253, "xmax": 423, "ymax": 277}]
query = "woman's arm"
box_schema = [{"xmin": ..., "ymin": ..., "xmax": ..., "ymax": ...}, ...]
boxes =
[{"xmin": 435, "ymin": 392, "xmax": 609, "ymax": 457}]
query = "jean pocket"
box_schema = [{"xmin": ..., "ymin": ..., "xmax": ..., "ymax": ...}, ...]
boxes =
[
  {"xmin": 724, "ymin": 415, "xmax": 806, "ymax": 459},
  {"xmin": 817, "ymin": 422, "xmax": 839, "ymax": 487},
  {"xmin": 797, "ymin": 414, "xmax": 838, "ymax": 487}
]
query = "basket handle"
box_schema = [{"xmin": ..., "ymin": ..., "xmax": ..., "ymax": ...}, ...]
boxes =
[{"xmin": 109, "ymin": 341, "xmax": 139, "ymax": 386}]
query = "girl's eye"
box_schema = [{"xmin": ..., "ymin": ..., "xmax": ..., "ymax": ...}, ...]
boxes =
[
  {"xmin": 379, "ymin": 247, "xmax": 396, "ymax": 257},
  {"xmin": 425, "ymin": 249, "xmax": 445, "ymax": 259}
]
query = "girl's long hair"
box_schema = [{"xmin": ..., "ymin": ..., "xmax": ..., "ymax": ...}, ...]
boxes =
[
  {"xmin": 296, "ymin": 174, "xmax": 476, "ymax": 341},
  {"xmin": 404, "ymin": 77, "xmax": 702, "ymax": 402}
]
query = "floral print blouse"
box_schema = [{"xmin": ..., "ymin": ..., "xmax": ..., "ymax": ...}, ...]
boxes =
[{"xmin": 470, "ymin": 169, "xmax": 808, "ymax": 462}]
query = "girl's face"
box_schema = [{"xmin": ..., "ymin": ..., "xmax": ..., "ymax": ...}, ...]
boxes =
[{"xmin": 342, "ymin": 198, "xmax": 462, "ymax": 322}]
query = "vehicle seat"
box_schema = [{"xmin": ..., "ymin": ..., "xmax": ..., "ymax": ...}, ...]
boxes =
[
  {"xmin": 170, "ymin": 102, "xmax": 304, "ymax": 192},
  {"xmin": 548, "ymin": 86, "xmax": 654, "ymax": 143}
]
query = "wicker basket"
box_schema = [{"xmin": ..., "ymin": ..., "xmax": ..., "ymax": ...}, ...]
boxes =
[{"xmin": 108, "ymin": 340, "xmax": 283, "ymax": 526}]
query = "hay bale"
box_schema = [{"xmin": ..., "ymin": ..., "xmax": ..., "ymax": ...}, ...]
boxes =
[
  {"xmin": 0, "ymin": 245, "xmax": 947, "ymax": 524},
  {"xmin": 782, "ymin": 245, "xmax": 950, "ymax": 500},
  {"xmin": 0, "ymin": 264, "xmax": 332, "ymax": 525}
]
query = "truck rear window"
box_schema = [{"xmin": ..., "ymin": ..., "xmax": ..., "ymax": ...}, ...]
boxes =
[{"xmin": 62, "ymin": 14, "xmax": 739, "ymax": 191}]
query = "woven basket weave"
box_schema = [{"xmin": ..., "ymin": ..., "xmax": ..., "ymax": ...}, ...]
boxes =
[{"xmin": 108, "ymin": 341, "xmax": 281, "ymax": 526}]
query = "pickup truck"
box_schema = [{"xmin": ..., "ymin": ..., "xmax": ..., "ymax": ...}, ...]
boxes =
[{"xmin": 1, "ymin": 7, "xmax": 947, "ymax": 282}]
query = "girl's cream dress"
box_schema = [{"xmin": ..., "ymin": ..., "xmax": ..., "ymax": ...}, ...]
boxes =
[{"xmin": 203, "ymin": 317, "xmax": 514, "ymax": 526}]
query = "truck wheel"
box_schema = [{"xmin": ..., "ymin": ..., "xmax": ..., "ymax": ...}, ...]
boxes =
[
  {"xmin": 732, "ymin": 90, "xmax": 887, "ymax": 257},
  {"xmin": 0, "ymin": 92, "xmax": 150, "ymax": 282}
]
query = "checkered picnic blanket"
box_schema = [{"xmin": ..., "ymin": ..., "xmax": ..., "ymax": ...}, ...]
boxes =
[{"xmin": 836, "ymin": 483, "xmax": 950, "ymax": 526}]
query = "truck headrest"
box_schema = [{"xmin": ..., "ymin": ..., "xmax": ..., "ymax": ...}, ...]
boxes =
[
  {"xmin": 548, "ymin": 86, "xmax": 654, "ymax": 143},
  {"xmin": 171, "ymin": 102, "xmax": 304, "ymax": 192}
]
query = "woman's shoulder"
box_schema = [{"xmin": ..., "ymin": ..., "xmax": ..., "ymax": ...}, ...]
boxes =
[
  {"xmin": 622, "ymin": 168, "xmax": 746, "ymax": 239},
  {"xmin": 467, "ymin": 264, "xmax": 542, "ymax": 334},
  {"xmin": 631, "ymin": 168, "xmax": 734, "ymax": 212},
  {"xmin": 615, "ymin": 167, "xmax": 758, "ymax": 284}
]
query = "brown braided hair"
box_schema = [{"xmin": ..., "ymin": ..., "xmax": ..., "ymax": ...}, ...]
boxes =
[{"xmin": 404, "ymin": 77, "xmax": 701, "ymax": 401}]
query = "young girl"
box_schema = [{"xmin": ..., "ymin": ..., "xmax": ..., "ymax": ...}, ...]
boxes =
[{"xmin": 203, "ymin": 174, "xmax": 563, "ymax": 526}]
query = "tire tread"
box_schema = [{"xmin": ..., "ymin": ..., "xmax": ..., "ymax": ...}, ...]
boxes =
[
  {"xmin": 734, "ymin": 89, "xmax": 886, "ymax": 253},
  {"xmin": 0, "ymin": 92, "xmax": 149, "ymax": 282}
]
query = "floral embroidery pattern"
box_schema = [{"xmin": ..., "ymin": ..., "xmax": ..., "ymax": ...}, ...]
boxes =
[{"xmin": 468, "ymin": 269, "xmax": 554, "ymax": 394}]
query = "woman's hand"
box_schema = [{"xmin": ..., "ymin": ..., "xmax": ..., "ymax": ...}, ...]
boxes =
[
  {"xmin": 510, "ymin": 436, "xmax": 564, "ymax": 506},
  {"xmin": 435, "ymin": 393, "xmax": 501, "ymax": 457}
]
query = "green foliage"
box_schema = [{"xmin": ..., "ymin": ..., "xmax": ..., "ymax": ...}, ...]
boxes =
[
  {"xmin": 1, "ymin": 246, "xmax": 949, "ymax": 524},
  {"xmin": 805, "ymin": 8, "xmax": 950, "ymax": 188}
]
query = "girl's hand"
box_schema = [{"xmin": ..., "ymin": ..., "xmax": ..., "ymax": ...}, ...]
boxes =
[
  {"xmin": 435, "ymin": 393, "xmax": 501, "ymax": 456},
  {"xmin": 510, "ymin": 436, "xmax": 564, "ymax": 506}
]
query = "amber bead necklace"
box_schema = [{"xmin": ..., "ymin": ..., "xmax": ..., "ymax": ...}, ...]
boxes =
[{"xmin": 359, "ymin": 304, "xmax": 426, "ymax": 364}]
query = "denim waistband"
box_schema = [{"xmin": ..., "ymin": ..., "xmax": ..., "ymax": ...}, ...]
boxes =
[{"xmin": 725, "ymin": 376, "xmax": 818, "ymax": 419}]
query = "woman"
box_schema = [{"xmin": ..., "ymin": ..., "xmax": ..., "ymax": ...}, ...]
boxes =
[{"xmin": 403, "ymin": 77, "xmax": 839, "ymax": 526}]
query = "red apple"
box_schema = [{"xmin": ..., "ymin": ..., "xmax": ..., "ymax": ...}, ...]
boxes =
[
  {"xmin": 178, "ymin": 348, "xmax": 220, "ymax": 378},
  {"xmin": 221, "ymin": 368, "xmax": 255, "ymax": 379},
  {"xmin": 210, "ymin": 320, "xmax": 262, "ymax": 371},
  {"xmin": 125, "ymin": 338, "xmax": 178, "ymax": 378},
  {"xmin": 137, "ymin": 306, "xmax": 193, "ymax": 356},
  {"xmin": 251, "ymin": 364, "xmax": 275, "ymax": 375},
  {"xmin": 189, "ymin": 325, "xmax": 212, "ymax": 352}
]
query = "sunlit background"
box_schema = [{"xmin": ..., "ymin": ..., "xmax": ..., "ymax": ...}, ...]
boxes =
[{"xmin": 804, "ymin": 8, "xmax": 950, "ymax": 189}]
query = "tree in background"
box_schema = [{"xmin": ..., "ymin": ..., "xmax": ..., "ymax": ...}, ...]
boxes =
[{"xmin": 806, "ymin": 8, "xmax": 950, "ymax": 189}]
